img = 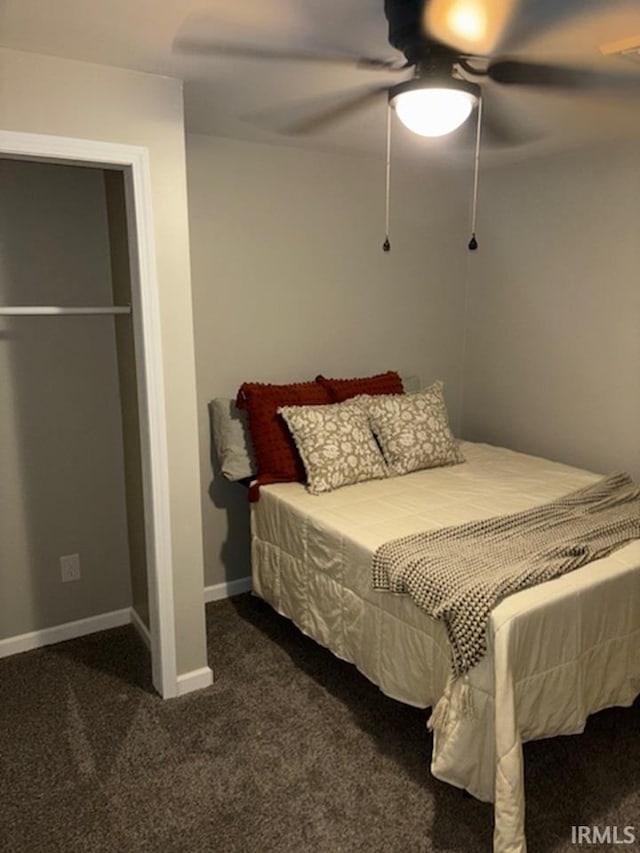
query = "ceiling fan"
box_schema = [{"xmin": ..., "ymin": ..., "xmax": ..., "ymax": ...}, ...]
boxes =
[{"xmin": 175, "ymin": 0, "xmax": 640, "ymax": 145}]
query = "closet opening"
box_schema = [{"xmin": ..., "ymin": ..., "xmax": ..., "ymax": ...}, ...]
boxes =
[{"xmin": 0, "ymin": 131, "xmax": 177, "ymax": 698}]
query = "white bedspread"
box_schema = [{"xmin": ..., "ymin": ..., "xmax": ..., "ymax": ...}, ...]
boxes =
[{"xmin": 250, "ymin": 442, "xmax": 640, "ymax": 852}]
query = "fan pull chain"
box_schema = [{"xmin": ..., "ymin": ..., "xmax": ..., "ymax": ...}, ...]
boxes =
[
  {"xmin": 383, "ymin": 103, "xmax": 392, "ymax": 252},
  {"xmin": 468, "ymin": 94, "xmax": 483, "ymax": 251}
]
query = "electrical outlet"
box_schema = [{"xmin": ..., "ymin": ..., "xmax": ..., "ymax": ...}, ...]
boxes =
[{"xmin": 60, "ymin": 553, "xmax": 81, "ymax": 583}]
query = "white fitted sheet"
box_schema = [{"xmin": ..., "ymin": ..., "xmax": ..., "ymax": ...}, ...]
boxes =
[{"xmin": 250, "ymin": 442, "xmax": 640, "ymax": 852}]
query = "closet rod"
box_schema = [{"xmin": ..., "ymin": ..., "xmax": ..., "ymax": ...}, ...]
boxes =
[{"xmin": 0, "ymin": 306, "xmax": 131, "ymax": 316}]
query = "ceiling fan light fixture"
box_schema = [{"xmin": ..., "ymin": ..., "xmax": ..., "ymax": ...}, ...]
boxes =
[{"xmin": 389, "ymin": 78, "xmax": 480, "ymax": 137}]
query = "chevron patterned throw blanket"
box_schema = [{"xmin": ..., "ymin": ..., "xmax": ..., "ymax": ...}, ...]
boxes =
[{"xmin": 373, "ymin": 472, "xmax": 640, "ymax": 679}]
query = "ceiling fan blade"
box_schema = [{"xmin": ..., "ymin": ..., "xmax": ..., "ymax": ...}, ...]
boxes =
[
  {"xmin": 487, "ymin": 59, "xmax": 640, "ymax": 91},
  {"xmin": 282, "ymin": 86, "xmax": 390, "ymax": 135},
  {"xmin": 424, "ymin": 0, "xmax": 517, "ymax": 55},
  {"xmin": 174, "ymin": 37, "xmax": 406, "ymax": 71}
]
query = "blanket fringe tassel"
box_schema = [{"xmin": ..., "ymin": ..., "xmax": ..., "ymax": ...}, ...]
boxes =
[
  {"xmin": 459, "ymin": 675, "xmax": 475, "ymax": 719},
  {"xmin": 427, "ymin": 673, "xmax": 454, "ymax": 733},
  {"xmin": 427, "ymin": 674, "xmax": 474, "ymax": 734}
]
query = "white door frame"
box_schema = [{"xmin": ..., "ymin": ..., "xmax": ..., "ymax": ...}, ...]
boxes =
[{"xmin": 0, "ymin": 129, "xmax": 177, "ymax": 698}]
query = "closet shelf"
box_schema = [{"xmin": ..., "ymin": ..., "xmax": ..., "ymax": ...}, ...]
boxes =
[{"xmin": 0, "ymin": 306, "xmax": 131, "ymax": 316}]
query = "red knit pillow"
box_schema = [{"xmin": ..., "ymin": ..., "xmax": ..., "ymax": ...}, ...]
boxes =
[
  {"xmin": 316, "ymin": 371, "xmax": 404, "ymax": 403},
  {"xmin": 236, "ymin": 380, "xmax": 332, "ymax": 485}
]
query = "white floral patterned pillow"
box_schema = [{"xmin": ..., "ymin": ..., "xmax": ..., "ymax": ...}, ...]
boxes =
[
  {"xmin": 363, "ymin": 381, "xmax": 465, "ymax": 475},
  {"xmin": 278, "ymin": 401, "xmax": 388, "ymax": 494}
]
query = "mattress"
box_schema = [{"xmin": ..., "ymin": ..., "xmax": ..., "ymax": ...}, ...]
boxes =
[{"xmin": 251, "ymin": 442, "xmax": 640, "ymax": 853}]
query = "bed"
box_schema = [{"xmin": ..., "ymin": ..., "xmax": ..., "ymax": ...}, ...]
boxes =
[
  {"xmin": 249, "ymin": 441, "xmax": 640, "ymax": 853},
  {"xmin": 212, "ymin": 374, "xmax": 640, "ymax": 853}
]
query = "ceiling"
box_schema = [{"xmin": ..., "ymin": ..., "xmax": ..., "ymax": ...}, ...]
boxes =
[{"xmin": 2, "ymin": 0, "xmax": 640, "ymax": 165}]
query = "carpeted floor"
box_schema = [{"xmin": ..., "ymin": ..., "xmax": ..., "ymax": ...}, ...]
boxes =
[{"xmin": 1, "ymin": 594, "xmax": 638, "ymax": 853}]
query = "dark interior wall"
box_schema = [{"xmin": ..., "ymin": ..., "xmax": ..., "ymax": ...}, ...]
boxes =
[{"xmin": 0, "ymin": 158, "xmax": 132, "ymax": 638}]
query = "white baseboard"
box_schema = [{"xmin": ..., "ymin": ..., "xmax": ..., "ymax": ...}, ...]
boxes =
[
  {"xmin": 130, "ymin": 607, "xmax": 151, "ymax": 648},
  {"xmin": 0, "ymin": 599, "xmax": 217, "ymax": 700},
  {"xmin": 176, "ymin": 665, "xmax": 214, "ymax": 696},
  {"xmin": 204, "ymin": 576, "xmax": 252, "ymax": 603},
  {"xmin": 0, "ymin": 607, "xmax": 132, "ymax": 659}
]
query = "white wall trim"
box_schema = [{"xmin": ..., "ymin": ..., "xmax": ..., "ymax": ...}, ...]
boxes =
[
  {"xmin": 123, "ymin": 144, "xmax": 177, "ymax": 699},
  {"xmin": 176, "ymin": 666, "xmax": 214, "ymax": 696},
  {"xmin": 0, "ymin": 609, "xmax": 132, "ymax": 659},
  {"xmin": 204, "ymin": 576, "xmax": 252, "ymax": 603},
  {"xmin": 130, "ymin": 607, "xmax": 151, "ymax": 649},
  {"xmin": 0, "ymin": 129, "xmax": 178, "ymax": 698}
]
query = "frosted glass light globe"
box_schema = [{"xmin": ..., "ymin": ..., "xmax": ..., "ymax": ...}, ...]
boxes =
[{"xmin": 393, "ymin": 88, "xmax": 476, "ymax": 137}]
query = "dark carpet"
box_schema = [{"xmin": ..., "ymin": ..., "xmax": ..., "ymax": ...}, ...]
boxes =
[{"xmin": 1, "ymin": 594, "xmax": 638, "ymax": 852}]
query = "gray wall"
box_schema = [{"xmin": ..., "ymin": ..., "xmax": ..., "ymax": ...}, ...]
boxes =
[
  {"xmin": 0, "ymin": 158, "xmax": 132, "ymax": 638},
  {"xmin": 461, "ymin": 141, "xmax": 640, "ymax": 482},
  {"xmin": 187, "ymin": 133, "xmax": 471, "ymax": 590}
]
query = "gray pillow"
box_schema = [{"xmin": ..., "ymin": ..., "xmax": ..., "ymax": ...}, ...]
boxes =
[{"xmin": 209, "ymin": 398, "xmax": 257, "ymax": 481}]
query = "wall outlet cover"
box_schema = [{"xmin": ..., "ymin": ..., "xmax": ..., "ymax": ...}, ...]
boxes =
[{"xmin": 60, "ymin": 553, "xmax": 81, "ymax": 583}]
